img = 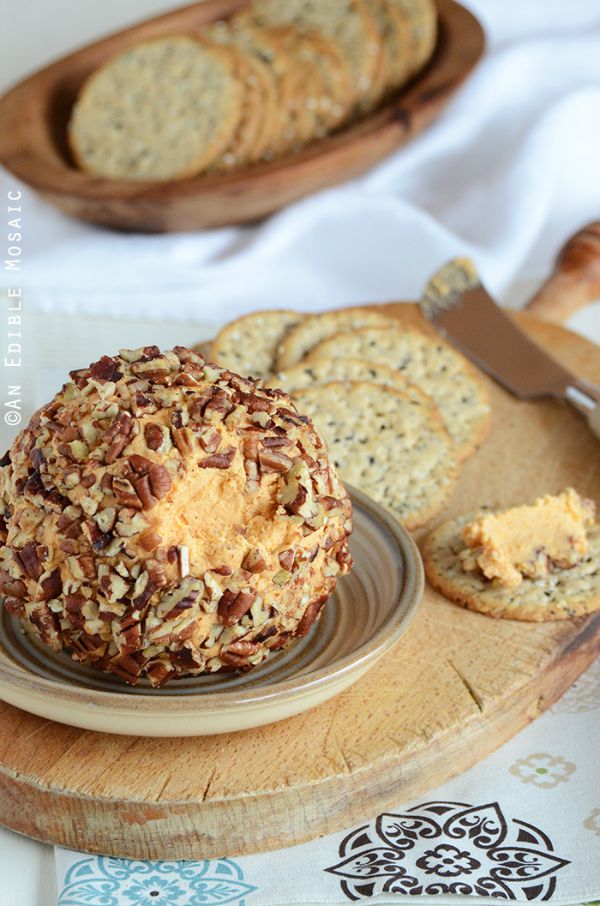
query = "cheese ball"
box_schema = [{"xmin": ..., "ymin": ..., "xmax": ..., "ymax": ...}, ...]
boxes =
[{"xmin": 0, "ymin": 346, "xmax": 352, "ymax": 686}]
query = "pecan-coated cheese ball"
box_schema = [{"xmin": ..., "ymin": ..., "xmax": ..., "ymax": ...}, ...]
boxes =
[{"xmin": 0, "ymin": 346, "xmax": 352, "ymax": 686}]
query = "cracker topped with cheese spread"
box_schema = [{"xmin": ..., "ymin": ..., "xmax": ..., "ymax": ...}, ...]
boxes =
[
  {"xmin": 460, "ymin": 489, "xmax": 595, "ymax": 588},
  {"xmin": 423, "ymin": 489, "xmax": 600, "ymax": 621}
]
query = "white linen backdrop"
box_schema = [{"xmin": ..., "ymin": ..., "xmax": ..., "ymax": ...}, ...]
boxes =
[
  {"xmin": 1, "ymin": 0, "xmax": 600, "ymax": 329},
  {"xmin": 1, "ymin": 2, "xmax": 600, "ymax": 904}
]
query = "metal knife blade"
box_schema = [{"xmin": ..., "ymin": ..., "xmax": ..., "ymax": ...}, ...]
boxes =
[
  {"xmin": 420, "ymin": 258, "xmax": 600, "ymax": 438},
  {"xmin": 421, "ymin": 259, "xmax": 575, "ymax": 399}
]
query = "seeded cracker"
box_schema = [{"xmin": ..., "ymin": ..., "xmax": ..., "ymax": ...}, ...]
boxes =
[
  {"xmin": 389, "ymin": 0, "xmax": 437, "ymax": 74},
  {"xmin": 209, "ymin": 20, "xmax": 289, "ymax": 159},
  {"xmin": 363, "ymin": 0, "xmax": 395, "ymax": 108},
  {"xmin": 277, "ymin": 27, "xmax": 353, "ymax": 142},
  {"xmin": 231, "ymin": 19, "xmax": 310, "ymax": 157},
  {"xmin": 69, "ymin": 37, "xmax": 243, "ymax": 181},
  {"xmin": 210, "ymin": 310, "xmax": 305, "ymax": 379},
  {"xmin": 294, "ymin": 381, "xmax": 458, "ymax": 529},
  {"xmin": 276, "ymin": 308, "xmax": 396, "ymax": 369},
  {"xmin": 306, "ymin": 326, "xmax": 491, "ymax": 462},
  {"xmin": 376, "ymin": 0, "xmax": 414, "ymax": 89},
  {"xmin": 422, "ymin": 513, "xmax": 600, "ymax": 621},
  {"xmin": 297, "ymin": 30, "xmax": 355, "ymax": 133},
  {"xmin": 267, "ymin": 355, "xmax": 437, "ymax": 417},
  {"xmin": 249, "ymin": 0, "xmax": 381, "ymax": 104},
  {"xmin": 277, "ymin": 28, "xmax": 326, "ymax": 147},
  {"xmin": 206, "ymin": 21, "xmax": 279, "ymax": 165},
  {"xmin": 210, "ymin": 44, "xmax": 270, "ymax": 170}
]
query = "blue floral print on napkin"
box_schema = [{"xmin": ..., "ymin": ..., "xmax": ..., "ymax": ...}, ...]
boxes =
[{"xmin": 57, "ymin": 856, "xmax": 256, "ymax": 906}]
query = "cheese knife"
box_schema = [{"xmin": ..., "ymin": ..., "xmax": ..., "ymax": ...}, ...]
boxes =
[{"xmin": 420, "ymin": 235, "xmax": 600, "ymax": 440}]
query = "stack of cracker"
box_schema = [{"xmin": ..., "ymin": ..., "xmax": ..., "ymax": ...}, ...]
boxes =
[
  {"xmin": 208, "ymin": 307, "xmax": 492, "ymax": 530},
  {"xmin": 68, "ymin": 0, "xmax": 437, "ymax": 181}
]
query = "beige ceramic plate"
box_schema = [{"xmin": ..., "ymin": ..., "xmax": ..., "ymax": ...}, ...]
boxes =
[{"xmin": 0, "ymin": 487, "xmax": 423, "ymax": 736}]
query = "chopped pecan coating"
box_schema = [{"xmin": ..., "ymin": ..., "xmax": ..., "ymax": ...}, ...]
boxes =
[
  {"xmin": 0, "ymin": 572, "xmax": 27, "ymax": 598},
  {"xmin": 112, "ymin": 476, "xmax": 142, "ymax": 509},
  {"xmin": 41, "ymin": 568, "xmax": 62, "ymax": 601},
  {"xmin": 14, "ymin": 541, "xmax": 42, "ymax": 580},
  {"xmin": 197, "ymin": 428, "xmax": 221, "ymax": 454},
  {"xmin": 278, "ymin": 549, "xmax": 296, "ymax": 571},
  {"xmin": 258, "ymin": 450, "xmax": 294, "ymax": 473},
  {"xmin": 242, "ymin": 548, "xmax": 267, "ymax": 573},
  {"xmin": 134, "ymin": 474, "xmax": 158, "ymax": 510},
  {"xmin": 90, "ymin": 356, "xmax": 123, "ymax": 383},
  {"xmin": 295, "ymin": 597, "xmax": 328, "ymax": 638},
  {"xmin": 218, "ymin": 589, "xmax": 256, "ymax": 626},
  {"xmin": 146, "ymin": 660, "xmax": 173, "ymax": 687},
  {"xmin": 220, "ymin": 639, "xmax": 261, "ymax": 667},
  {"xmin": 198, "ymin": 448, "xmax": 236, "ymax": 469},
  {"xmin": 144, "ymin": 423, "xmax": 164, "ymax": 451},
  {"xmin": 149, "ymin": 463, "xmax": 172, "ymax": 499}
]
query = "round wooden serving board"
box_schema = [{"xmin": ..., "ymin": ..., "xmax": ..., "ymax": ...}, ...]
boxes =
[{"xmin": 0, "ymin": 305, "xmax": 599, "ymax": 860}]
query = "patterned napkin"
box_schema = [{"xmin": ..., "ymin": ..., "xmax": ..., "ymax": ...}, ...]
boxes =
[{"xmin": 54, "ymin": 656, "xmax": 600, "ymax": 905}]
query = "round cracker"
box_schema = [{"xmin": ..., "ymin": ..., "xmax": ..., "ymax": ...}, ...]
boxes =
[
  {"xmin": 306, "ymin": 326, "xmax": 491, "ymax": 463},
  {"xmin": 379, "ymin": 0, "xmax": 414, "ymax": 90},
  {"xmin": 284, "ymin": 30, "xmax": 353, "ymax": 140},
  {"xmin": 267, "ymin": 355, "xmax": 436, "ymax": 415},
  {"xmin": 422, "ymin": 513, "xmax": 600, "ymax": 621},
  {"xmin": 297, "ymin": 30, "xmax": 355, "ymax": 133},
  {"xmin": 389, "ymin": 0, "xmax": 437, "ymax": 75},
  {"xmin": 210, "ymin": 47, "xmax": 266, "ymax": 170},
  {"xmin": 363, "ymin": 0, "xmax": 396, "ymax": 108},
  {"xmin": 232, "ymin": 19, "xmax": 311, "ymax": 157},
  {"xmin": 209, "ymin": 310, "xmax": 305, "ymax": 379},
  {"xmin": 278, "ymin": 29, "xmax": 327, "ymax": 148},
  {"xmin": 206, "ymin": 21, "xmax": 279, "ymax": 165},
  {"xmin": 245, "ymin": 51, "xmax": 282, "ymax": 161},
  {"xmin": 249, "ymin": 0, "xmax": 380, "ymax": 104},
  {"xmin": 207, "ymin": 18, "xmax": 290, "ymax": 158},
  {"xmin": 275, "ymin": 308, "xmax": 396, "ymax": 369},
  {"xmin": 294, "ymin": 381, "xmax": 458, "ymax": 530},
  {"xmin": 69, "ymin": 36, "xmax": 243, "ymax": 181}
]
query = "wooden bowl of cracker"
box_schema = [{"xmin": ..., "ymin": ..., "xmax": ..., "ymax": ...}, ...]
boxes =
[{"xmin": 0, "ymin": 0, "xmax": 484, "ymax": 232}]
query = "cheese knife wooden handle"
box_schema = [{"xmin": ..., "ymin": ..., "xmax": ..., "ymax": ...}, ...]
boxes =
[{"xmin": 526, "ymin": 222, "xmax": 600, "ymax": 324}]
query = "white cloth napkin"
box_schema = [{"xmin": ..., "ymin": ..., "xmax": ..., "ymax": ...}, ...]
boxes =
[
  {"xmin": 2, "ymin": 1, "xmax": 600, "ymax": 904},
  {"xmin": 2, "ymin": 0, "xmax": 600, "ymax": 327}
]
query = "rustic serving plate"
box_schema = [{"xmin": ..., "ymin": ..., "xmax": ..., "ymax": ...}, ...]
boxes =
[
  {"xmin": 0, "ymin": 0, "xmax": 484, "ymax": 232},
  {"xmin": 0, "ymin": 487, "xmax": 423, "ymax": 736}
]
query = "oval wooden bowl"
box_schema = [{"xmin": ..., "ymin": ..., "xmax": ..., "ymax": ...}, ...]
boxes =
[{"xmin": 0, "ymin": 0, "xmax": 484, "ymax": 232}]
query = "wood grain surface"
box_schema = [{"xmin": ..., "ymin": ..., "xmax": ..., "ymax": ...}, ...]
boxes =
[
  {"xmin": 0, "ymin": 0, "xmax": 484, "ymax": 232},
  {"xmin": 0, "ymin": 305, "xmax": 599, "ymax": 859},
  {"xmin": 527, "ymin": 222, "xmax": 600, "ymax": 323}
]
